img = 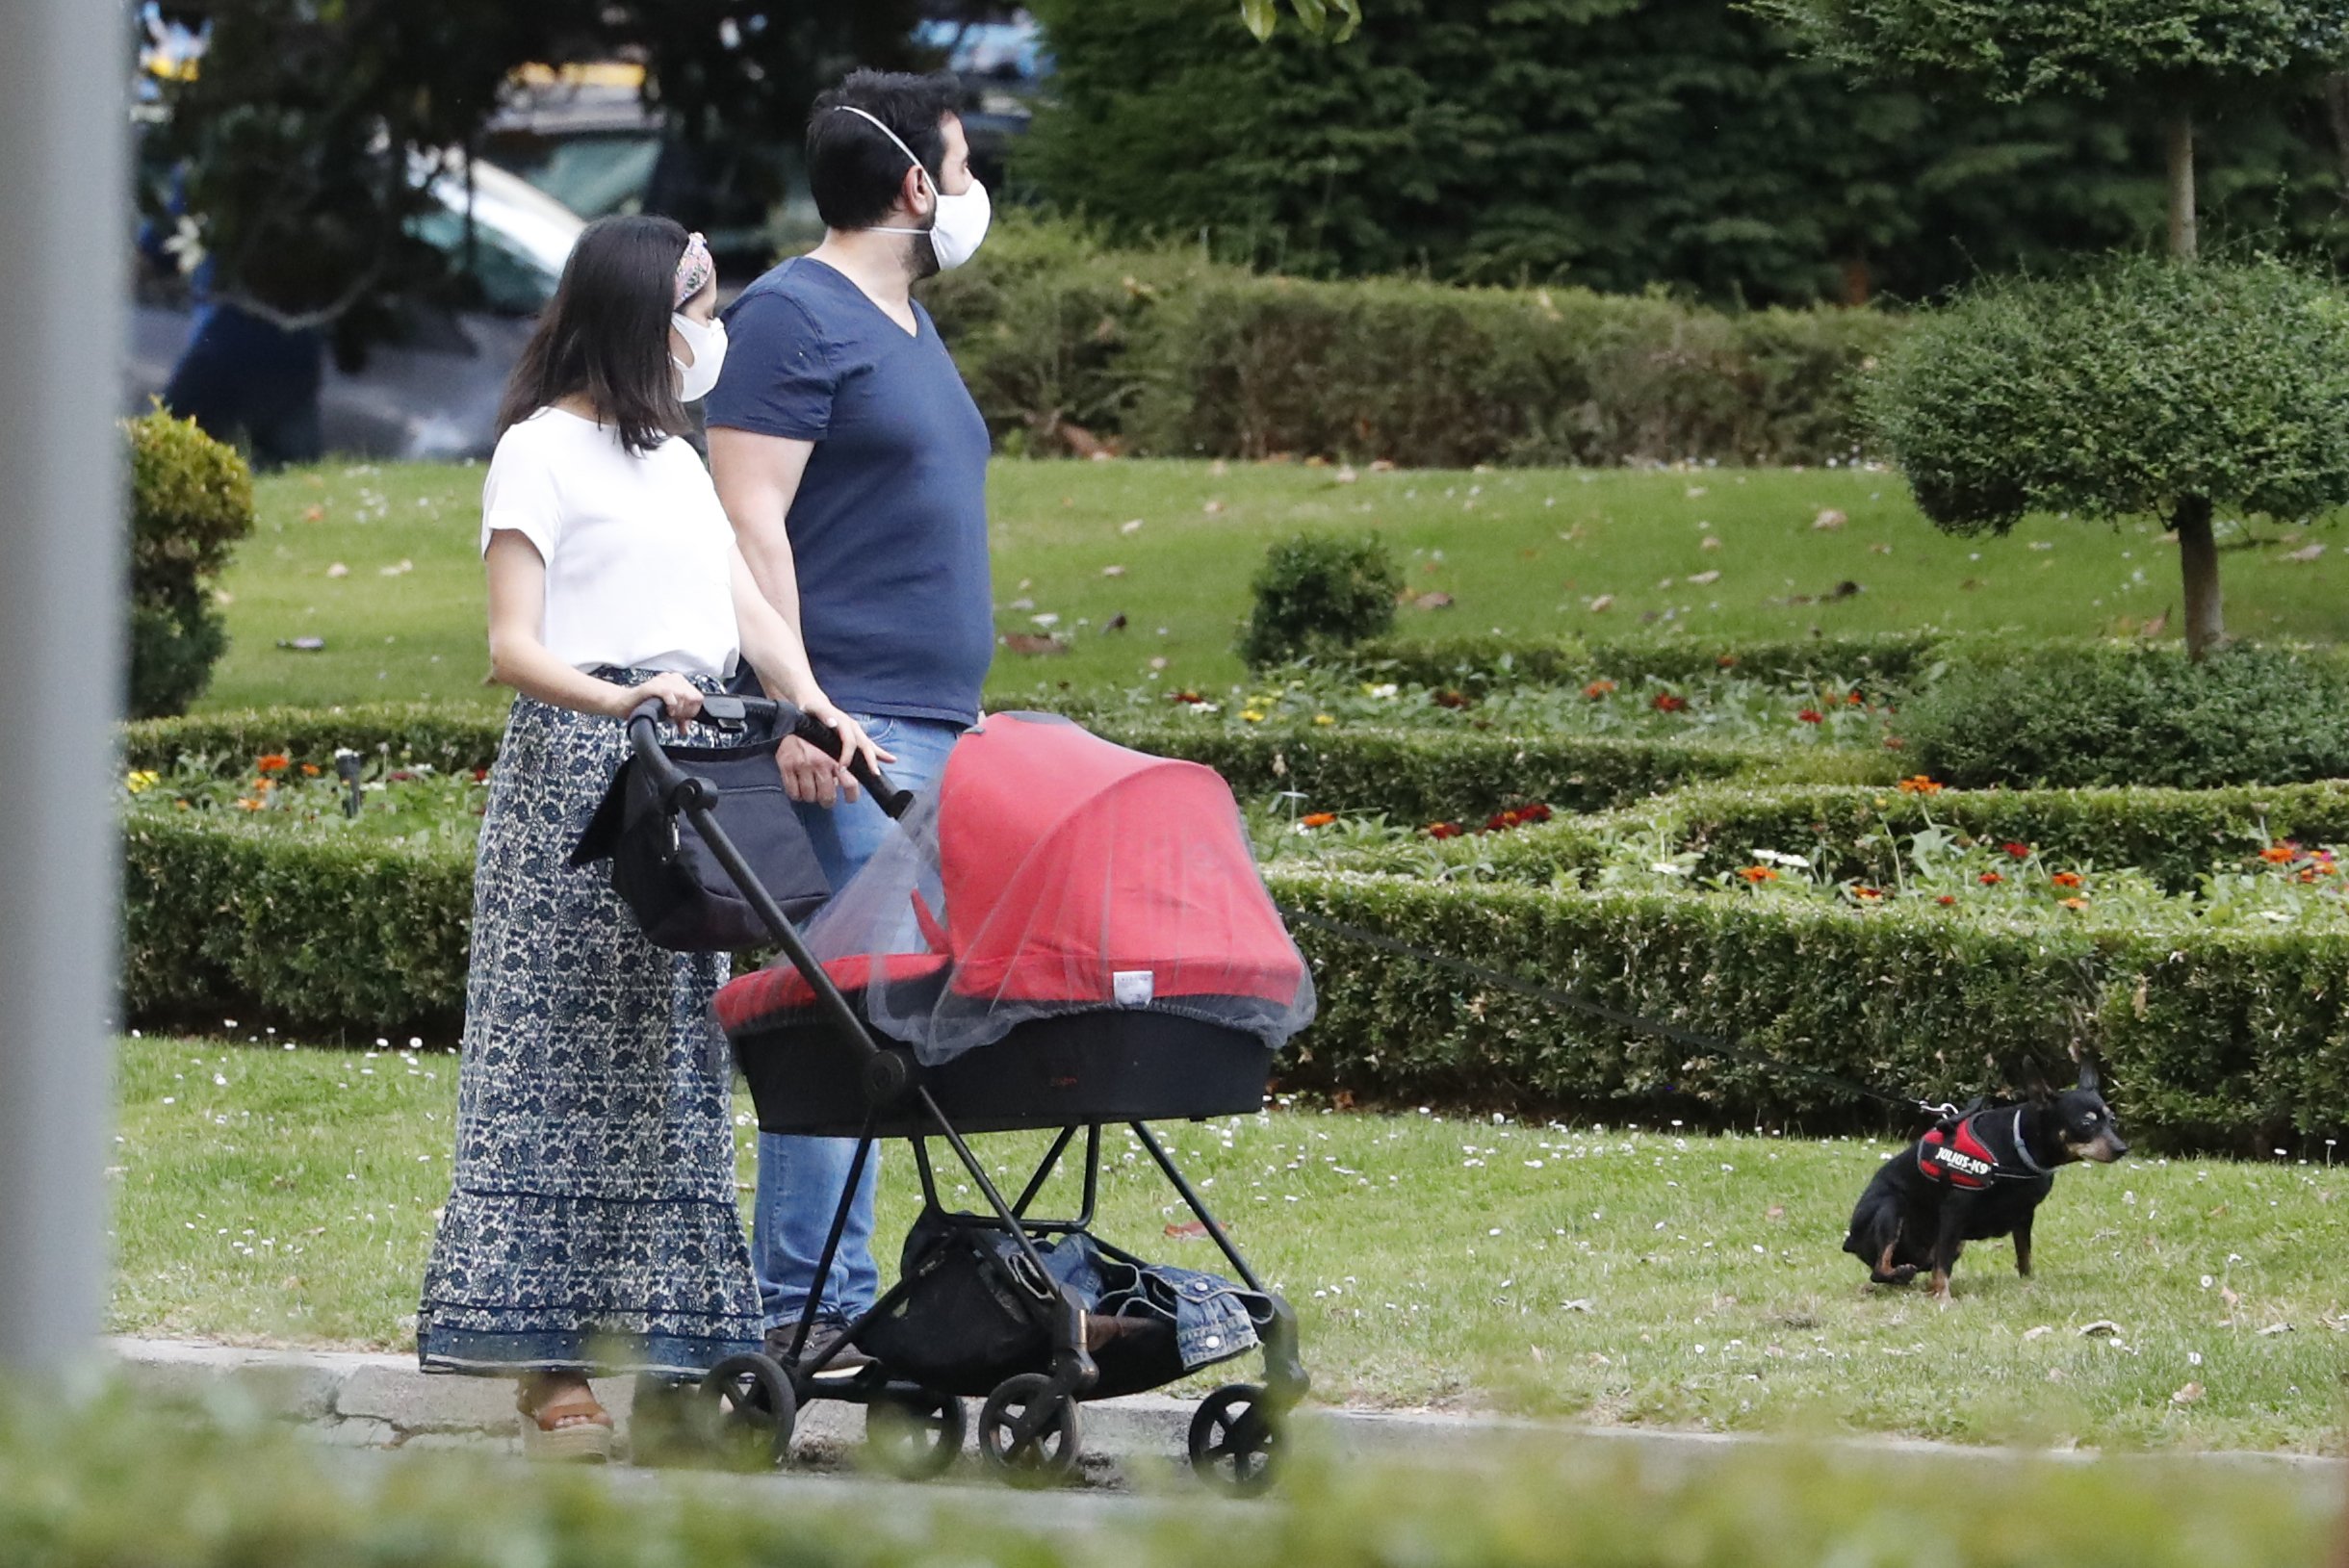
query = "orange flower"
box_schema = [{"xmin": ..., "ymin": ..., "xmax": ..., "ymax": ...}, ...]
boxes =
[
  {"xmin": 1852, "ymin": 886, "xmax": 1884, "ymax": 901},
  {"xmin": 1300, "ymin": 811, "xmax": 1337, "ymax": 829},
  {"xmin": 1426, "ymin": 822, "xmax": 1463, "ymax": 840},
  {"xmin": 253, "ymin": 778, "xmax": 274, "ymax": 793},
  {"xmin": 299, "ymin": 762, "xmax": 321, "ymax": 777},
  {"xmin": 1978, "ymin": 871, "xmax": 2003, "ymax": 886},
  {"xmin": 2050, "ymin": 871, "xmax": 2083, "ymax": 889},
  {"xmin": 255, "ymin": 754, "xmax": 290, "ymax": 774},
  {"xmin": 1897, "ymin": 775, "xmax": 1942, "ymax": 795},
  {"xmin": 2260, "ymin": 843, "xmax": 2297, "ymax": 864},
  {"xmin": 234, "ymin": 797, "xmax": 263, "ymax": 811},
  {"xmin": 1716, "ymin": 655, "xmax": 1739, "ymax": 668},
  {"xmin": 1583, "ymin": 680, "xmax": 1618, "ymax": 700},
  {"xmin": 1652, "ymin": 692, "xmax": 1689, "ymax": 713},
  {"xmin": 1738, "ymin": 865, "xmax": 1779, "ymax": 884},
  {"xmin": 2059, "ymin": 896, "xmax": 2088, "ymax": 911}
]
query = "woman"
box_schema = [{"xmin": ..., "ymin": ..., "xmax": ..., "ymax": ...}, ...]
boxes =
[{"xmin": 416, "ymin": 216, "xmax": 886, "ymax": 1459}]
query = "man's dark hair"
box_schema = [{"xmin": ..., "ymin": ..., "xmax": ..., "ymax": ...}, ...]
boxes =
[
  {"xmin": 497, "ymin": 214, "xmax": 691, "ymax": 457},
  {"xmin": 807, "ymin": 69, "xmax": 964, "ymax": 232}
]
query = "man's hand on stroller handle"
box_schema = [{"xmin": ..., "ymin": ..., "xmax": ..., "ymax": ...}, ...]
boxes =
[{"xmin": 780, "ymin": 700, "xmax": 894, "ymax": 810}]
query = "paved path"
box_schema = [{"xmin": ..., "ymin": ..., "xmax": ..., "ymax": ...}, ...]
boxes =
[{"xmin": 113, "ymin": 1337, "xmax": 2346, "ymax": 1498}]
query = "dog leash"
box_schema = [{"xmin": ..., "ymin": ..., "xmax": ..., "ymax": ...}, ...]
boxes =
[{"xmin": 1277, "ymin": 904, "xmax": 1964, "ymax": 1121}]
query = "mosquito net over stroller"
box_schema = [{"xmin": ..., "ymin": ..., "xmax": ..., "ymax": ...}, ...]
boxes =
[{"xmin": 787, "ymin": 711, "xmax": 1315, "ymax": 1066}]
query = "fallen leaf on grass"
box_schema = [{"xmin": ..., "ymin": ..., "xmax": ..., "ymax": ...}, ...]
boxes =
[
  {"xmin": 1700, "ymin": 535, "xmax": 1721, "ymax": 551},
  {"xmin": 2258, "ymin": 1323, "xmax": 2294, "ymax": 1336},
  {"xmin": 2171, "ymin": 1381, "xmax": 2205, "ymax": 1404},
  {"xmin": 1203, "ymin": 499, "xmax": 1226, "ymax": 515},
  {"xmin": 1688, "ymin": 570, "xmax": 1720, "ymax": 586},
  {"xmin": 1868, "ymin": 542, "xmax": 1893, "ymax": 555},
  {"xmin": 1412, "ymin": 592, "xmax": 1454, "ymax": 610},
  {"xmin": 325, "ymin": 562, "xmax": 349, "ymax": 578},
  {"xmin": 1101, "ymin": 564, "xmax": 1126, "ymax": 577},
  {"xmin": 378, "ymin": 558, "xmax": 414, "ymax": 577},
  {"xmin": 2077, "ymin": 1320, "xmax": 2123, "ymax": 1338},
  {"xmin": 2284, "ymin": 543, "xmax": 2326, "ymax": 563},
  {"xmin": 1588, "ymin": 594, "xmax": 1614, "ymax": 613},
  {"xmin": 1813, "ymin": 509, "xmax": 1846, "ymax": 531},
  {"xmin": 1560, "ymin": 1298, "xmax": 1593, "ymax": 1313},
  {"xmin": 1120, "ymin": 518, "xmax": 1144, "ymax": 534},
  {"xmin": 2023, "ymin": 1325, "xmax": 2054, "ymax": 1342},
  {"xmin": 1765, "ymin": 1205, "xmax": 1786, "ymax": 1222},
  {"xmin": 1164, "ymin": 1220, "xmax": 1210, "ymax": 1241},
  {"xmin": 1001, "ymin": 634, "xmax": 1067, "ymax": 656}
]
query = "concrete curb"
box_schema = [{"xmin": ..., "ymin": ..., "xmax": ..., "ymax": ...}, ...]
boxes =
[{"xmin": 111, "ymin": 1337, "xmax": 2347, "ymax": 1488}]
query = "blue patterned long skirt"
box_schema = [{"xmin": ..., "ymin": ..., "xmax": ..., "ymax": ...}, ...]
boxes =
[{"xmin": 417, "ymin": 673, "xmax": 761, "ymax": 1377}]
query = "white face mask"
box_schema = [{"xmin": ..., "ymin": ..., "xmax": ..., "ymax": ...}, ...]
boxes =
[
  {"xmin": 671, "ymin": 312, "xmax": 727, "ymax": 402},
  {"xmin": 830, "ymin": 104, "xmax": 992, "ymax": 271}
]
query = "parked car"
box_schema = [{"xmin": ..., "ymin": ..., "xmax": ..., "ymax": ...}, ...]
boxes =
[{"xmin": 125, "ymin": 158, "xmax": 582, "ymax": 462}]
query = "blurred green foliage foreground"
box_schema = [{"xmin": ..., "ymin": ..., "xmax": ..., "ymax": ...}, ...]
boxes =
[{"xmin": 0, "ymin": 1378, "xmax": 2338, "ymax": 1568}]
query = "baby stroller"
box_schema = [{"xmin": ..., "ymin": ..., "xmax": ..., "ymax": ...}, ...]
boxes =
[{"xmin": 610, "ymin": 699, "xmax": 1314, "ymax": 1490}]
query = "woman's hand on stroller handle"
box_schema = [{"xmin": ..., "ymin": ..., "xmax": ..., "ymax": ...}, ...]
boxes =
[{"xmin": 613, "ymin": 673, "xmax": 705, "ymax": 727}]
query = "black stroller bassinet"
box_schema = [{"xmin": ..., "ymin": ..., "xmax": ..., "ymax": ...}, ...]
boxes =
[{"xmin": 609, "ymin": 700, "xmax": 1314, "ymax": 1489}]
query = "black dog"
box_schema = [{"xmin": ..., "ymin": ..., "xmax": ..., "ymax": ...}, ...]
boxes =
[{"xmin": 1843, "ymin": 1064, "xmax": 2129, "ymax": 1299}]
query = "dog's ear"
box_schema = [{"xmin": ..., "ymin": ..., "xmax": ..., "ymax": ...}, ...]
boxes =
[
  {"xmin": 2015, "ymin": 1060, "xmax": 2053, "ymax": 1103},
  {"xmin": 2077, "ymin": 1059, "xmax": 2101, "ymax": 1095}
]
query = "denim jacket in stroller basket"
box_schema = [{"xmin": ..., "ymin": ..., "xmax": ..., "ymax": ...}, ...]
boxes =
[{"xmin": 862, "ymin": 1211, "xmax": 1276, "ymax": 1401}]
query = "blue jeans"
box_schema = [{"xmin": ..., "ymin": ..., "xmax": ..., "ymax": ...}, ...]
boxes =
[{"xmin": 754, "ymin": 711, "xmax": 964, "ymax": 1329}]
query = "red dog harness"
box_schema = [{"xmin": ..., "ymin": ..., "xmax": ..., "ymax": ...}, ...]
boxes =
[{"xmin": 1917, "ymin": 1108, "xmax": 2043, "ymax": 1189}]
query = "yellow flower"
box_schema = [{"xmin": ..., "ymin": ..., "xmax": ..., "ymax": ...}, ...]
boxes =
[
  {"xmin": 1313, "ymin": 713, "xmax": 1335, "ymax": 726},
  {"xmin": 1242, "ymin": 709, "xmax": 1265, "ymax": 724},
  {"xmin": 124, "ymin": 769, "xmax": 160, "ymax": 795}
]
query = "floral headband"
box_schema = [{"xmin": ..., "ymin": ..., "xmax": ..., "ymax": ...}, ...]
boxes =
[{"xmin": 674, "ymin": 232, "xmax": 715, "ymax": 307}]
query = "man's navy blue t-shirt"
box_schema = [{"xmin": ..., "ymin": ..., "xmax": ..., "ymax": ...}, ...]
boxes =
[{"xmin": 706, "ymin": 256, "xmax": 993, "ymax": 725}]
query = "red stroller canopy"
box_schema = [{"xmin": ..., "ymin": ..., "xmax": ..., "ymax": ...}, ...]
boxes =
[{"xmin": 931, "ymin": 712, "xmax": 1306, "ymax": 1010}]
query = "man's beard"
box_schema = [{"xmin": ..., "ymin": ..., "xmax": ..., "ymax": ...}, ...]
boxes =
[{"xmin": 907, "ymin": 226, "xmax": 941, "ymax": 281}]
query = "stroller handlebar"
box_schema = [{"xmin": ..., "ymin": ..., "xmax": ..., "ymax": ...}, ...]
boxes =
[{"xmin": 624, "ymin": 694, "xmax": 912, "ymax": 818}]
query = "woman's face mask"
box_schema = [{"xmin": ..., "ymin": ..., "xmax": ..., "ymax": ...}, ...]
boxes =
[
  {"xmin": 671, "ymin": 312, "xmax": 727, "ymax": 402},
  {"xmin": 829, "ymin": 104, "xmax": 992, "ymax": 272}
]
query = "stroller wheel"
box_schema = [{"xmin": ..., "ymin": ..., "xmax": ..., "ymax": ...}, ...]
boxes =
[
  {"xmin": 1188, "ymin": 1383, "xmax": 1279, "ymax": 1495},
  {"xmin": 865, "ymin": 1387, "xmax": 968, "ymax": 1480},
  {"xmin": 976, "ymin": 1373, "xmax": 1081, "ymax": 1486},
  {"xmin": 698, "ymin": 1352, "xmax": 797, "ymax": 1467}
]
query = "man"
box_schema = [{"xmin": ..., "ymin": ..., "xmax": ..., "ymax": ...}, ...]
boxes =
[{"xmin": 705, "ymin": 68, "xmax": 994, "ymax": 1373}]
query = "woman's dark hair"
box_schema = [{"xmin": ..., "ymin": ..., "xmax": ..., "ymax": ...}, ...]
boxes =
[
  {"xmin": 806, "ymin": 69, "xmax": 964, "ymax": 231},
  {"xmin": 497, "ymin": 214, "xmax": 689, "ymax": 456}
]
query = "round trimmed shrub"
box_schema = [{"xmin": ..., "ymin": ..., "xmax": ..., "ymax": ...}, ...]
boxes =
[
  {"xmin": 1901, "ymin": 642, "xmax": 2349, "ymax": 789},
  {"xmin": 126, "ymin": 407, "xmax": 255, "ymax": 717},
  {"xmin": 1239, "ymin": 530, "xmax": 1401, "ymax": 668}
]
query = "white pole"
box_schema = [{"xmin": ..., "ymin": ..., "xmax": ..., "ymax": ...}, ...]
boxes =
[{"xmin": 0, "ymin": 0, "xmax": 128, "ymax": 1374}]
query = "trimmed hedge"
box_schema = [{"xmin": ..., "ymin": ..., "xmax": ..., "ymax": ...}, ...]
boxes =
[
  {"xmin": 1346, "ymin": 630, "xmax": 1950, "ymax": 694},
  {"xmin": 118, "ymin": 800, "xmax": 2349, "ymax": 1148},
  {"xmin": 123, "ymin": 706, "xmax": 1788, "ymax": 822},
  {"xmin": 1461, "ymin": 780, "xmax": 2349, "ymax": 893},
  {"xmin": 923, "ymin": 221, "xmax": 1897, "ymax": 467},
  {"xmin": 1271, "ymin": 868, "xmax": 2349, "ymax": 1153},
  {"xmin": 1903, "ymin": 642, "xmax": 2349, "ymax": 790},
  {"xmin": 122, "ymin": 812, "xmax": 472, "ymax": 1040}
]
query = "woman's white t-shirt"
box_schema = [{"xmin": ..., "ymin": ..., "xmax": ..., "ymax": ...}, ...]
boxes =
[{"xmin": 479, "ymin": 407, "xmax": 740, "ymax": 680}]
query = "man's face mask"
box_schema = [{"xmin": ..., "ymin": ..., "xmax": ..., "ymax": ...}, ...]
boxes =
[{"xmin": 830, "ymin": 105, "xmax": 992, "ymax": 272}]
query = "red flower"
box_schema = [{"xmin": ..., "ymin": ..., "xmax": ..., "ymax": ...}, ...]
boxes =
[
  {"xmin": 1171, "ymin": 690, "xmax": 1205, "ymax": 705},
  {"xmin": 1301, "ymin": 811, "xmax": 1336, "ymax": 829},
  {"xmin": 1652, "ymin": 692, "xmax": 1689, "ymax": 713},
  {"xmin": 1978, "ymin": 871, "xmax": 2003, "ymax": 886},
  {"xmin": 1518, "ymin": 803, "xmax": 1553, "ymax": 825},
  {"xmin": 1486, "ymin": 810, "xmax": 1518, "ymax": 832},
  {"xmin": 1583, "ymin": 680, "xmax": 1618, "ymax": 700},
  {"xmin": 1883, "ymin": 736, "xmax": 1906, "ymax": 751},
  {"xmin": 2003, "ymin": 842, "xmax": 2031, "ymax": 860},
  {"xmin": 1426, "ymin": 821, "xmax": 1463, "ymax": 840},
  {"xmin": 1432, "ymin": 688, "xmax": 1472, "ymax": 709},
  {"xmin": 1716, "ymin": 655, "xmax": 1739, "ymax": 668},
  {"xmin": 388, "ymin": 769, "xmax": 418, "ymax": 784},
  {"xmin": 2051, "ymin": 871, "xmax": 2083, "ymax": 889},
  {"xmin": 471, "ymin": 767, "xmax": 490, "ymax": 784},
  {"xmin": 1852, "ymin": 886, "xmax": 1884, "ymax": 901},
  {"xmin": 1846, "ymin": 690, "xmax": 1865, "ymax": 707},
  {"xmin": 1796, "ymin": 708, "xmax": 1824, "ymax": 725},
  {"xmin": 1935, "ymin": 894, "xmax": 1956, "ymax": 906}
]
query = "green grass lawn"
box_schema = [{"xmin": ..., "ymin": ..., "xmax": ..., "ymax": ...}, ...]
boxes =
[
  {"xmin": 208, "ymin": 458, "xmax": 2349, "ymax": 714},
  {"xmin": 114, "ymin": 1036, "xmax": 2349, "ymax": 1453}
]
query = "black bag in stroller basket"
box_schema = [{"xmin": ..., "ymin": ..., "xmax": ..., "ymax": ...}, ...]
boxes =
[{"xmin": 862, "ymin": 1212, "xmax": 1274, "ymax": 1401}]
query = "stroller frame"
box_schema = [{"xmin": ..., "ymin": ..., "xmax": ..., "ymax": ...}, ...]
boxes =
[{"xmin": 626, "ymin": 697, "xmax": 1308, "ymax": 1488}]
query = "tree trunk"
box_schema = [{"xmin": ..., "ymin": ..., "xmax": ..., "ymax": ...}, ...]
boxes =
[
  {"xmin": 2165, "ymin": 106, "xmax": 2197, "ymax": 261},
  {"xmin": 2174, "ymin": 495, "xmax": 2225, "ymax": 659}
]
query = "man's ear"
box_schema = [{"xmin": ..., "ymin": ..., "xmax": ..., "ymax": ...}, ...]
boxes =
[{"xmin": 899, "ymin": 162, "xmax": 931, "ymax": 218}]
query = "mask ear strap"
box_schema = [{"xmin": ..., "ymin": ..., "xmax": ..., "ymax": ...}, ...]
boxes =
[{"xmin": 830, "ymin": 104, "xmax": 936, "ymax": 214}]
